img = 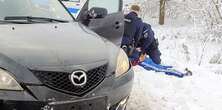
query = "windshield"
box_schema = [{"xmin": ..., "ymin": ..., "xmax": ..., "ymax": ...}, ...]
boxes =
[{"xmin": 0, "ymin": 0, "xmax": 73, "ymax": 21}]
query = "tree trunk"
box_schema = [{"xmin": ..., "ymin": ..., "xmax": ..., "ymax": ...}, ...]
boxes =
[
  {"xmin": 212, "ymin": 0, "xmax": 222, "ymax": 21},
  {"xmin": 159, "ymin": 0, "xmax": 166, "ymax": 25}
]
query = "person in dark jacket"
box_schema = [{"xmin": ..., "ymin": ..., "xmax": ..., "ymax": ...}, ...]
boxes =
[
  {"xmin": 137, "ymin": 23, "xmax": 161, "ymax": 64},
  {"xmin": 121, "ymin": 5, "xmax": 144, "ymax": 56},
  {"xmin": 137, "ymin": 23, "xmax": 155, "ymax": 52}
]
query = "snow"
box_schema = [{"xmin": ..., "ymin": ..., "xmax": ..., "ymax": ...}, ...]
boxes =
[
  {"xmin": 123, "ymin": 0, "xmax": 222, "ymax": 109},
  {"xmin": 127, "ymin": 24, "xmax": 222, "ymax": 110},
  {"xmin": 128, "ymin": 65, "xmax": 222, "ymax": 110}
]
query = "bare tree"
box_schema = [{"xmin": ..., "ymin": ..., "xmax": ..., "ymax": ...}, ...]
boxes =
[{"xmin": 159, "ymin": 0, "xmax": 166, "ymax": 25}]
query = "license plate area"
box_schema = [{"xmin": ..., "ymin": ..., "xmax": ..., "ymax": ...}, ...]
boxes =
[{"xmin": 49, "ymin": 97, "xmax": 107, "ymax": 110}]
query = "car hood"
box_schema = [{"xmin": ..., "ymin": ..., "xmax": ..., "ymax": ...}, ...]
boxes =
[{"xmin": 0, "ymin": 22, "xmax": 108, "ymax": 70}]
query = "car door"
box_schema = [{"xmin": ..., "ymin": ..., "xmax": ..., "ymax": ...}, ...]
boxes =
[{"xmin": 86, "ymin": 0, "xmax": 124, "ymax": 46}]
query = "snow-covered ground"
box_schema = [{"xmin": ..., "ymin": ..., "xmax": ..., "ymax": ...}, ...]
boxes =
[
  {"xmin": 128, "ymin": 64, "xmax": 222, "ymax": 110},
  {"xmin": 127, "ymin": 24, "xmax": 222, "ymax": 110}
]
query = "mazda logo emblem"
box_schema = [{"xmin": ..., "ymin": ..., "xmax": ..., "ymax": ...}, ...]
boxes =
[{"xmin": 70, "ymin": 70, "xmax": 87, "ymax": 87}]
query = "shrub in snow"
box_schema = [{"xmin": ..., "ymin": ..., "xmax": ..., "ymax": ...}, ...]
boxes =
[{"xmin": 210, "ymin": 53, "xmax": 222, "ymax": 64}]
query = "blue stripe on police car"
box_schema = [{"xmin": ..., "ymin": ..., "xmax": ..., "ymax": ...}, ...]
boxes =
[{"xmin": 67, "ymin": 8, "xmax": 79, "ymax": 14}]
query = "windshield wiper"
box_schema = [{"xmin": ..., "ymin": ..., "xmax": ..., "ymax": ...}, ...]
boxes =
[
  {"xmin": 4, "ymin": 16, "xmax": 69, "ymax": 23},
  {"xmin": 0, "ymin": 20, "xmax": 32, "ymax": 24}
]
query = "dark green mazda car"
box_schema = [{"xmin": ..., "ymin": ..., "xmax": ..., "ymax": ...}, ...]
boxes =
[{"xmin": 0, "ymin": 0, "xmax": 133, "ymax": 110}]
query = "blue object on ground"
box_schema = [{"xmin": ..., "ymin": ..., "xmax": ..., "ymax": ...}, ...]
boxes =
[{"xmin": 139, "ymin": 57, "xmax": 185, "ymax": 78}]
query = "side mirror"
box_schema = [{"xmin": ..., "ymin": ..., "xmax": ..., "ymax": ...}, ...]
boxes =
[{"xmin": 88, "ymin": 7, "xmax": 108, "ymax": 19}]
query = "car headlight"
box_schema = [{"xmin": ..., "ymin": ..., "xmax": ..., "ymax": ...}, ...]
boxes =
[
  {"xmin": 115, "ymin": 49, "xmax": 130, "ymax": 78},
  {"xmin": 0, "ymin": 69, "xmax": 23, "ymax": 91}
]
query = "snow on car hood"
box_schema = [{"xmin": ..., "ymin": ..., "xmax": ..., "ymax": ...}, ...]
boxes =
[{"xmin": 0, "ymin": 22, "xmax": 108, "ymax": 69}]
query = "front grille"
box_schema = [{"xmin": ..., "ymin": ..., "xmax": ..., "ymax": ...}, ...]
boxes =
[{"xmin": 32, "ymin": 65, "xmax": 107, "ymax": 96}]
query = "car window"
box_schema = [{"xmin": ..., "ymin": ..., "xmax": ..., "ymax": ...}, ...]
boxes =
[
  {"xmin": 0, "ymin": 0, "xmax": 73, "ymax": 21},
  {"xmin": 88, "ymin": 0, "xmax": 120, "ymax": 14}
]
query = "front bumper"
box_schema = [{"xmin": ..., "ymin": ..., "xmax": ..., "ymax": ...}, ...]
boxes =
[{"xmin": 0, "ymin": 68, "xmax": 134, "ymax": 110}]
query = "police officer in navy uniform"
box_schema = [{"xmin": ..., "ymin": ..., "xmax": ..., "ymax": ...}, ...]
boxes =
[
  {"xmin": 121, "ymin": 5, "xmax": 161, "ymax": 65},
  {"xmin": 137, "ymin": 23, "xmax": 161, "ymax": 64},
  {"xmin": 121, "ymin": 5, "xmax": 143, "ymax": 56}
]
